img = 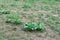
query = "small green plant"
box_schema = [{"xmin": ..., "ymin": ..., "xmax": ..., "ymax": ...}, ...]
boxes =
[
  {"xmin": 6, "ymin": 13, "xmax": 22, "ymax": 24},
  {"xmin": 44, "ymin": 6, "xmax": 50, "ymax": 11},
  {"xmin": 10, "ymin": 3, "xmax": 18, "ymax": 7},
  {"xmin": 35, "ymin": 21, "xmax": 45, "ymax": 31},
  {"xmin": 0, "ymin": 4, "xmax": 5, "ymax": 7},
  {"xmin": 24, "ymin": 22, "xmax": 35, "ymax": 30},
  {"xmin": 14, "ymin": 0, "xmax": 19, "ymax": 1},
  {"xmin": 55, "ymin": 0, "xmax": 60, "ymax": 2},
  {"xmin": 1, "ymin": 9, "xmax": 10, "ymax": 14},
  {"xmin": 24, "ymin": 0, "xmax": 37, "ymax": 3},
  {"xmin": 24, "ymin": 21, "xmax": 44, "ymax": 31},
  {"xmin": 22, "ymin": 4, "xmax": 31, "ymax": 9}
]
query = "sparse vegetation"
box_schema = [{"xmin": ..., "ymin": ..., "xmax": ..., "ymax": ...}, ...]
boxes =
[
  {"xmin": 10, "ymin": 3, "xmax": 18, "ymax": 7},
  {"xmin": 14, "ymin": 0, "xmax": 19, "ymax": 1},
  {"xmin": 22, "ymin": 4, "xmax": 31, "ymax": 10},
  {"xmin": 6, "ymin": 13, "xmax": 22, "ymax": 24},
  {"xmin": 0, "ymin": 0, "xmax": 60, "ymax": 40},
  {"xmin": 1, "ymin": 9, "xmax": 11, "ymax": 14},
  {"xmin": 55, "ymin": 0, "xmax": 60, "ymax": 2}
]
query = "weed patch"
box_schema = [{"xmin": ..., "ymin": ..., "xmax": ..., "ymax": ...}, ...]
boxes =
[
  {"xmin": 24, "ymin": 21, "xmax": 45, "ymax": 31},
  {"xmin": 6, "ymin": 13, "xmax": 22, "ymax": 24},
  {"xmin": 22, "ymin": 4, "xmax": 31, "ymax": 9},
  {"xmin": 0, "ymin": 9, "xmax": 11, "ymax": 15},
  {"xmin": 14, "ymin": 0, "xmax": 19, "ymax": 1},
  {"xmin": 10, "ymin": 3, "xmax": 18, "ymax": 7},
  {"xmin": 1, "ymin": 9, "xmax": 11, "ymax": 14}
]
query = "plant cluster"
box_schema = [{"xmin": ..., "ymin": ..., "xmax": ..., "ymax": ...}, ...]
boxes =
[
  {"xmin": 6, "ymin": 13, "xmax": 22, "ymax": 24},
  {"xmin": 22, "ymin": 4, "xmax": 31, "ymax": 9},
  {"xmin": 24, "ymin": 22, "xmax": 44, "ymax": 31},
  {"xmin": 1, "ymin": 9, "xmax": 10, "ymax": 14}
]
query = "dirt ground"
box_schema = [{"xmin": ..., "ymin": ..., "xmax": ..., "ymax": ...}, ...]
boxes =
[{"xmin": 0, "ymin": 0, "xmax": 60, "ymax": 40}]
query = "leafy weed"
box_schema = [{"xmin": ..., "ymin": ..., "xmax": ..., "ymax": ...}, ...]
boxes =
[
  {"xmin": 6, "ymin": 13, "xmax": 22, "ymax": 24},
  {"xmin": 24, "ymin": 21, "xmax": 45, "ymax": 31}
]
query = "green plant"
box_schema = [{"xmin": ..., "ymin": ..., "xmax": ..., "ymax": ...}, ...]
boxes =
[
  {"xmin": 0, "ymin": 4, "xmax": 5, "ymax": 7},
  {"xmin": 22, "ymin": 4, "xmax": 31, "ymax": 9},
  {"xmin": 24, "ymin": 22, "xmax": 35, "ymax": 30},
  {"xmin": 24, "ymin": 0, "xmax": 37, "ymax": 3},
  {"xmin": 55, "ymin": 0, "xmax": 60, "ymax": 2},
  {"xmin": 44, "ymin": 6, "xmax": 50, "ymax": 11},
  {"xmin": 2, "ymin": 9, "xmax": 10, "ymax": 14},
  {"xmin": 24, "ymin": 22, "xmax": 45, "ymax": 31},
  {"xmin": 14, "ymin": 0, "xmax": 19, "ymax": 1},
  {"xmin": 10, "ymin": 3, "xmax": 18, "ymax": 7},
  {"xmin": 6, "ymin": 13, "xmax": 22, "ymax": 24},
  {"xmin": 36, "ymin": 21, "xmax": 45, "ymax": 31}
]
